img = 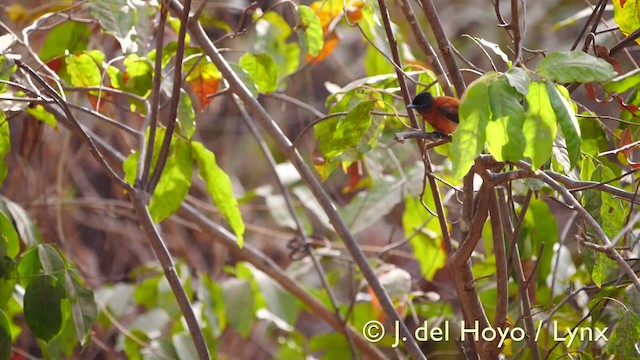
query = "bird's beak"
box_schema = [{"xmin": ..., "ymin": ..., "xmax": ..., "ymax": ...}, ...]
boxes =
[{"xmin": 406, "ymin": 104, "xmax": 417, "ymax": 109}]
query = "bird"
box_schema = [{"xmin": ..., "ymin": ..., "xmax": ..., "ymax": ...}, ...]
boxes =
[{"xmin": 406, "ymin": 92, "xmax": 460, "ymax": 137}]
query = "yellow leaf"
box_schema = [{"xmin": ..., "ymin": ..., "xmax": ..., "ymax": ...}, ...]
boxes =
[{"xmin": 612, "ymin": 0, "xmax": 640, "ymax": 45}]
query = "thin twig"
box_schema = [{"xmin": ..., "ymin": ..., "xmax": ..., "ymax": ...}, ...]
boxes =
[
  {"xmin": 147, "ymin": 0, "xmax": 192, "ymax": 193},
  {"xmin": 417, "ymin": 0, "xmax": 466, "ymax": 95}
]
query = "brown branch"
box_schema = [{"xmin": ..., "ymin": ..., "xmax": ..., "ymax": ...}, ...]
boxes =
[
  {"xmin": 129, "ymin": 191, "xmax": 210, "ymax": 359},
  {"xmin": 147, "ymin": 0, "xmax": 192, "ymax": 193},
  {"xmin": 140, "ymin": 0, "xmax": 170, "ymax": 187},
  {"xmin": 489, "ymin": 192, "xmax": 508, "ymax": 350},
  {"xmin": 395, "ymin": 0, "xmax": 454, "ymax": 97}
]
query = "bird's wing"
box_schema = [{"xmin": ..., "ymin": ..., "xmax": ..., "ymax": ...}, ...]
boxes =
[{"xmin": 437, "ymin": 105, "xmax": 459, "ymax": 123}]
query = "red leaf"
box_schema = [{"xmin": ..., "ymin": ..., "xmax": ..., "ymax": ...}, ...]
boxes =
[
  {"xmin": 190, "ymin": 78, "xmax": 219, "ymax": 111},
  {"xmin": 585, "ymin": 82, "xmax": 597, "ymax": 101},
  {"xmin": 619, "ymin": 128, "xmax": 634, "ymax": 158}
]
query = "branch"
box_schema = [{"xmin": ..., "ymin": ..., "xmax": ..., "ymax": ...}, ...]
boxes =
[
  {"xmin": 147, "ymin": 0, "xmax": 192, "ymax": 193},
  {"xmin": 129, "ymin": 191, "xmax": 210, "ymax": 359},
  {"xmin": 395, "ymin": 0, "xmax": 454, "ymax": 97},
  {"xmin": 515, "ymin": 161, "xmax": 640, "ymax": 291},
  {"xmin": 417, "ymin": 0, "xmax": 466, "ymax": 94},
  {"xmin": 140, "ymin": 0, "xmax": 170, "ymax": 187}
]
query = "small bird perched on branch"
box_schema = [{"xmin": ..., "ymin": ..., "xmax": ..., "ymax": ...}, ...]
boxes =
[{"xmin": 407, "ymin": 92, "xmax": 460, "ymax": 138}]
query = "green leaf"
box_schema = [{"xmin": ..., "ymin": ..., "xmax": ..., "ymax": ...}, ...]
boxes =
[
  {"xmin": 0, "ymin": 210, "xmax": 18, "ymax": 259},
  {"xmin": 254, "ymin": 12, "xmax": 300, "ymax": 78},
  {"xmin": 402, "ymin": 195, "xmax": 446, "ymax": 280},
  {"xmin": 26, "ymin": 104, "xmax": 57, "ymax": 128},
  {"xmin": 318, "ymin": 100, "xmax": 376, "ymax": 160},
  {"xmin": 582, "ymin": 165, "xmax": 621, "ymax": 286},
  {"xmin": 64, "ymin": 271, "xmax": 97, "ymax": 345},
  {"xmin": 547, "ymin": 82, "xmax": 581, "ymax": 169},
  {"xmin": 604, "ymin": 68, "xmax": 640, "ymax": 94},
  {"xmin": 450, "ymin": 76, "xmax": 493, "ymax": 178},
  {"xmin": 297, "ymin": 5, "xmax": 324, "ymax": 57},
  {"xmin": 18, "ymin": 247, "xmax": 43, "ymax": 289},
  {"xmin": 504, "ymin": 66, "xmax": 531, "ymax": 96},
  {"xmin": 65, "ymin": 52, "xmax": 101, "ymax": 87},
  {"xmin": 89, "ymin": 0, "xmax": 139, "ymax": 53},
  {"xmin": 0, "ymin": 57, "xmax": 16, "ymax": 94},
  {"xmin": 522, "ymin": 198, "xmax": 558, "ymax": 284},
  {"xmin": 523, "ymin": 81, "xmax": 557, "ymax": 168},
  {"xmin": 221, "ymin": 278, "xmax": 254, "ymax": 337},
  {"xmin": 486, "ymin": 77, "xmax": 525, "ymax": 162},
  {"xmin": 177, "ymin": 90, "xmax": 196, "ymax": 139},
  {"xmin": 238, "ymin": 53, "xmax": 278, "ymax": 94},
  {"xmin": 173, "ymin": 332, "xmax": 198, "ymax": 360},
  {"xmin": 123, "ymin": 54, "xmax": 153, "ymax": 97},
  {"xmin": 192, "ymin": 141, "xmax": 245, "ymax": 246},
  {"xmin": 24, "ymin": 275, "xmax": 65, "ymax": 342},
  {"xmin": 39, "ymin": 22, "xmax": 90, "ymax": 63},
  {"xmin": 607, "ymin": 285, "xmax": 640, "ymax": 356},
  {"xmin": 0, "ymin": 310, "xmax": 9, "ymax": 360},
  {"xmin": 0, "ymin": 112, "xmax": 7, "ymax": 186},
  {"xmin": 149, "ymin": 135, "xmax": 193, "ymax": 223},
  {"xmin": 147, "ymin": 41, "xmax": 178, "ymax": 69},
  {"xmin": 248, "ymin": 265, "xmax": 299, "ymax": 325},
  {"xmin": 536, "ymin": 51, "xmax": 617, "ymax": 83}
]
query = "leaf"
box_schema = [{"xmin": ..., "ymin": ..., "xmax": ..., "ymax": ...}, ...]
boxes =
[
  {"xmin": 64, "ymin": 271, "xmax": 96, "ymax": 345},
  {"xmin": 450, "ymin": 75, "xmax": 493, "ymax": 178},
  {"xmin": 66, "ymin": 52, "xmax": 101, "ymax": 87},
  {"xmin": 305, "ymin": 30, "xmax": 339, "ymax": 64},
  {"xmin": 607, "ymin": 285, "xmax": 640, "ymax": 356},
  {"xmin": 318, "ymin": 100, "xmax": 375, "ymax": 160},
  {"xmin": 0, "ymin": 210, "xmax": 18, "ymax": 259},
  {"xmin": 123, "ymin": 54, "xmax": 153, "ymax": 97},
  {"xmin": 149, "ymin": 135, "xmax": 193, "ymax": 223},
  {"xmin": 192, "ymin": 141, "xmax": 245, "ymax": 246},
  {"xmin": 486, "ymin": 77, "xmax": 525, "ymax": 162},
  {"xmin": 185, "ymin": 59, "xmax": 220, "ymax": 111},
  {"xmin": 24, "ymin": 275, "xmax": 65, "ymax": 342},
  {"xmin": 522, "ymin": 198, "xmax": 558, "ymax": 285},
  {"xmin": 612, "ymin": 0, "xmax": 640, "ymax": 45},
  {"xmin": 402, "ymin": 196, "xmax": 446, "ymax": 280},
  {"xmin": 523, "ymin": 81, "xmax": 557, "ymax": 168},
  {"xmin": 536, "ymin": 51, "xmax": 617, "ymax": 83},
  {"xmin": 0, "ymin": 57, "xmax": 16, "ymax": 93},
  {"xmin": 89, "ymin": 0, "xmax": 139, "ymax": 53},
  {"xmin": 39, "ymin": 22, "xmax": 90, "ymax": 62},
  {"xmin": 221, "ymin": 278, "xmax": 254, "ymax": 337},
  {"xmin": 547, "ymin": 82, "xmax": 581, "ymax": 169},
  {"xmin": 177, "ymin": 90, "xmax": 196, "ymax": 138},
  {"xmin": 26, "ymin": 104, "xmax": 57, "ymax": 128},
  {"xmin": 504, "ymin": 66, "xmax": 531, "ymax": 96},
  {"xmin": 604, "ymin": 68, "xmax": 640, "ymax": 94},
  {"xmin": 298, "ymin": 5, "xmax": 324, "ymax": 57},
  {"xmin": 0, "ymin": 112, "xmax": 9, "ymax": 186},
  {"xmin": 248, "ymin": 264, "xmax": 299, "ymax": 325},
  {"xmin": 238, "ymin": 53, "xmax": 278, "ymax": 94},
  {"xmin": 254, "ymin": 12, "xmax": 300, "ymax": 77},
  {"xmin": 475, "ymin": 37, "xmax": 512, "ymax": 67},
  {"xmin": 0, "ymin": 310, "xmax": 9, "ymax": 360}
]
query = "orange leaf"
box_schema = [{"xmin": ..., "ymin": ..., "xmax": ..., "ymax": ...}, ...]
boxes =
[
  {"xmin": 346, "ymin": 0, "xmax": 365, "ymax": 23},
  {"xmin": 305, "ymin": 30, "xmax": 340, "ymax": 63},
  {"xmin": 584, "ymin": 82, "xmax": 597, "ymax": 101},
  {"xmin": 190, "ymin": 78, "xmax": 219, "ymax": 111},
  {"xmin": 344, "ymin": 161, "xmax": 364, "ymax": 194},
  {"xmin": 619, "ymin": 128, "xmax": 634, "ymax": 158},
  {"xmin": 87, "ymin": 93, "xmax": 111, "ymax": 113}
]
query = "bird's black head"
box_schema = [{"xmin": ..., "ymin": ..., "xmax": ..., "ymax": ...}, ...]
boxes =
[{"xmin": 407, "ymin": 92, "xmax": 434, "ymax": 110}]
